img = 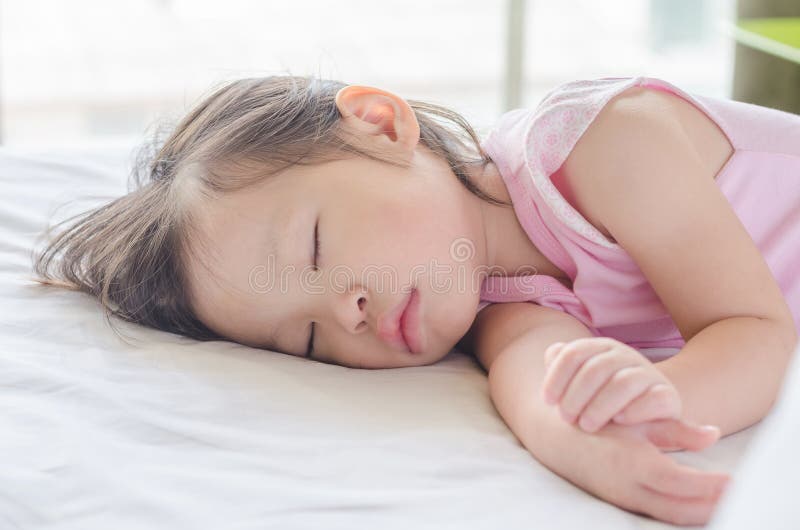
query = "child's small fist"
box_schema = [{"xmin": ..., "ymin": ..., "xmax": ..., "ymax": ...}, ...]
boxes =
[{"xmin": 542, "ymin": 337, "xmax": 682, "ymax": 433}]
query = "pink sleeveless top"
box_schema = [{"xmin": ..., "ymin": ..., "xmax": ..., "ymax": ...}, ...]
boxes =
[{"xmin": 477, "ymin": 76, "xmax": 800, "ymax": 355}]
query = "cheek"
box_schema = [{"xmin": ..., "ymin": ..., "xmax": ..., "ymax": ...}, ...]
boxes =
[
  {"xmin": 342, "ymin": 189, "xmax": 482, "ymax": 351},
  {"xmin": 349, "ymin": 190, "xmax": 474, "ymax": 285},
  {"xmin": 422, "ymin": 287, "xmax": 481, "ymax": 355},
  {"xmin": 360, "ymin": 198, "xmax": 433, "ymax": 257},
  {"xmin": 378, "ymin": 211, "xmax": 477, "ymax": 292}
]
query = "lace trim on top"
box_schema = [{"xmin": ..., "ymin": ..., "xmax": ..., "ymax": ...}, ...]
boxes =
[{"xmin": 522, "ymin": 76, "xmax": 651, "ymax": 249}]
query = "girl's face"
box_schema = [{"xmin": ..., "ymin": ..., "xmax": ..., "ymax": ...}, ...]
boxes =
[{"xmin": 186, "ymin": 85, "xmax": 501, "ymax": 368}]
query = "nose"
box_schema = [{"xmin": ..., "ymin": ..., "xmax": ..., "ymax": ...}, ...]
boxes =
[{"xmin": 327, "ymin": 289, "xmax": 369, "ymax": 335}]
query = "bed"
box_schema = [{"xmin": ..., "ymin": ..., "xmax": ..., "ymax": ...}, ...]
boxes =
[{"xmin": 0, "ymin": 140, "xmax": 792, "ymax": 529}]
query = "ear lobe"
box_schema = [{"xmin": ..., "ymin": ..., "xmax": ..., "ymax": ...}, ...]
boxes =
[{"xmin": 335, "ymin": 85, "xmax": 420, "ymax": 152}]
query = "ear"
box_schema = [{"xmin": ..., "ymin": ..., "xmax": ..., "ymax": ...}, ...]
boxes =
[{"xmin": 334, "ymin": 85, "xmax": 421, "ymax": 155}]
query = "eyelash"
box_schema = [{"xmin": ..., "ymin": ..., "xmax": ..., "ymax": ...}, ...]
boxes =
[
  {"xmin": 307, "ymin": 218, "xmax": 320, "ymax": 358},
  {"xmin": 314, "ymin": 219, "xmax": 321, "ymax": 273}
]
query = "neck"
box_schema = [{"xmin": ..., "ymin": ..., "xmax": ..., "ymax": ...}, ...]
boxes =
[
  {"xmin": 471, "ymin": 162, "xmax": 564, "ymax": 280},
  {"xmin": 473, "ymin": 163, "xmax": 512, "ymax": 276}
]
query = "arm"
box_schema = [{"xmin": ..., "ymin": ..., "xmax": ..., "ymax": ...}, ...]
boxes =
[
  {"xmin": 656, "ymin": 316, "xmax": 797, "ymax": 437},
  {"xmin": 470, "ymin": 302, "xmax": 597, "ymax": 450},
  {"xmin": 467, "ymin": 302, "xmax": 731, "ymax": 526},
  {"xmin": 560, "ymin": 86, "xmax": 799, "ymax": 439},
  {"xmin": 469, "ymin": 302, "xmax": 623, "ymax": 492}
]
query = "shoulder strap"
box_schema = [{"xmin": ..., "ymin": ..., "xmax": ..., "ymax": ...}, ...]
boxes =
[{"xmin": 523, "ymin": 76, "xmax": 648, "ymax": 248}]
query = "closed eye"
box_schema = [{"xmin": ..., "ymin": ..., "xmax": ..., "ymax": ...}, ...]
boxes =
[
  {"xmin": 314, "ymin": 217, "xmax": 321, "ymax": 272},
  {"xmin": 306, "ymin": 216, "xmax": 320, "ymax": 359},
  {"xmin": 306, "ymin": 322, "xmax": 315, "ymax": 359}
]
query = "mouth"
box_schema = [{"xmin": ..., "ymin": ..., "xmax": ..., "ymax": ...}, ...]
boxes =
[
  {"xmin": 399, "ymin": 288, "xmax": 423, "ymax": 354},
  {"xmin": 377, "ymin": 288, "xmax": 423, "ymax": 354}
]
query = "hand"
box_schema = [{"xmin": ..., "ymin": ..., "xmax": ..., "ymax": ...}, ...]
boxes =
[
  {"xmin": 550, "ymin": 418, "xmax": 730, "ymax": 526},
  {"xmin": 541, "ymin": 337, "xmax": 691, "ymax": 433}
]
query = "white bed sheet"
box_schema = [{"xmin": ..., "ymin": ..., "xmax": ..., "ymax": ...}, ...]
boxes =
[
  {"xmin": 0, "ymin": 142, "xmax": 768, "ymax": 529},
  {"xmin": 707, "ymin": 344, "xmax": 800, "ymax": 530}
]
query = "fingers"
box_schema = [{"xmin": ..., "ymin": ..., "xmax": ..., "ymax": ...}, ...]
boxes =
[
  {"xmin": 612, "ymin": 383, "xmax": 682, "ymax": 425},
  {"xmin": 574, "ymin": 366, "xmax": 665, "ymax": 432},
  {"xmin": 632, "ymin": 455, "xmax": 730, "ymax": 526},
  {"xmin": 559, "ymin": 350, "xmax": 652, "ymax": 424},
  {"xmin": 541, "ymin": 338, "xmax": 616, "ymax": 406},
  {"xmin": 634, "ymin": 479, "xmax": 728, "ymax": 527},
  {"xmin": 645, "ymin": 418, "xmax": 722, "ymax": 453},
  {"xmin": 542, "ymin": 341, "xmax": 566, "ymax": 366},
  {"xmin": 624, "ymin": 450, "xmax": 731, "ymax": 526},
  {"xmin": 640, "ymin": 457, "xmax": 730, "ymax": 499}
]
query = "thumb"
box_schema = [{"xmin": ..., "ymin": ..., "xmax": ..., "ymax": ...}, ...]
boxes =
[{"xmin": 643, "ymin": 419, "xmax": 721, "ymax": 452}]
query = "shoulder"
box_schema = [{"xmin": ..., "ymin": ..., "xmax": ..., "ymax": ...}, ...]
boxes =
[
  {"xmin": 553, "ymin": 84, "xmax": 796, "ymax": 340},
  {"xmin": 555, "ymin": 85, "xmax": 691, "ymax": 238},
  {"xmin": 488, "ymin": 77, "xmax": 701, "ymax": 245},
  {"xmin": 568, "ymin": 84, "xmax": 685, "ymax": 169}
]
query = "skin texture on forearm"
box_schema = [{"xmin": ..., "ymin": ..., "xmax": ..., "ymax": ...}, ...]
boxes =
[
  {"xmin": 486, "ymin": 325, "xmax": 734, "ymax": 526},
  {"xmin": 487, "ymin": 325, "xmax": 606, "ymax": 490},
  {"xmin": 655, "ymin": 316, "xmax": 798, "ymax": 437}
]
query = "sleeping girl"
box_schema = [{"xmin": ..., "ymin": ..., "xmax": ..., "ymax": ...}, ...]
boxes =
[{"xmin": 31, "ymin": 74, "xmax": 800, "ymax": 526}]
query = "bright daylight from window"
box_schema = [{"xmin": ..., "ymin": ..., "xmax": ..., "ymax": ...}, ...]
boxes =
[{"xmin": 0, "ymin": 0, "xmax": 735, "ymax": 148}]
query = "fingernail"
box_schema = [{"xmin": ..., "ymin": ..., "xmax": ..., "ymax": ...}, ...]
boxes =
[{"xmin": 699, "ymin": 424, "xmax": 720, "ymax": 434}]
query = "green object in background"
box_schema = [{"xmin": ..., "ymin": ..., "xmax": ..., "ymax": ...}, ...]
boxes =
[{"xmin": 729, "ymin": 17, "xmax": 800, "ymax": 65}]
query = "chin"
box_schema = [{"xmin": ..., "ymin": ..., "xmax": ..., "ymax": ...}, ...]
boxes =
[
  {"xmin": 411, "ymin": 355, "xmax": 441, "ymax": 368},
  {"xmin": 426, "ymin": 345, "xmax": 455, "ymax": 364}
]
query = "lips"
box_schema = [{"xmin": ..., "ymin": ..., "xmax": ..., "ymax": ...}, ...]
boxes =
[
  {"xmin": 399, "ymin": 289, "xmax": 422, "ymax": 354},
  {"xmin": 377, "ymin": 289, "xmax": 422, "ymax": 354}
]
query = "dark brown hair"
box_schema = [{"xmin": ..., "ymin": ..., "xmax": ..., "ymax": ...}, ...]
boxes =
[{"xmin": 30, "ymin": 74, "xmax": 509, "ymax": 349}]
